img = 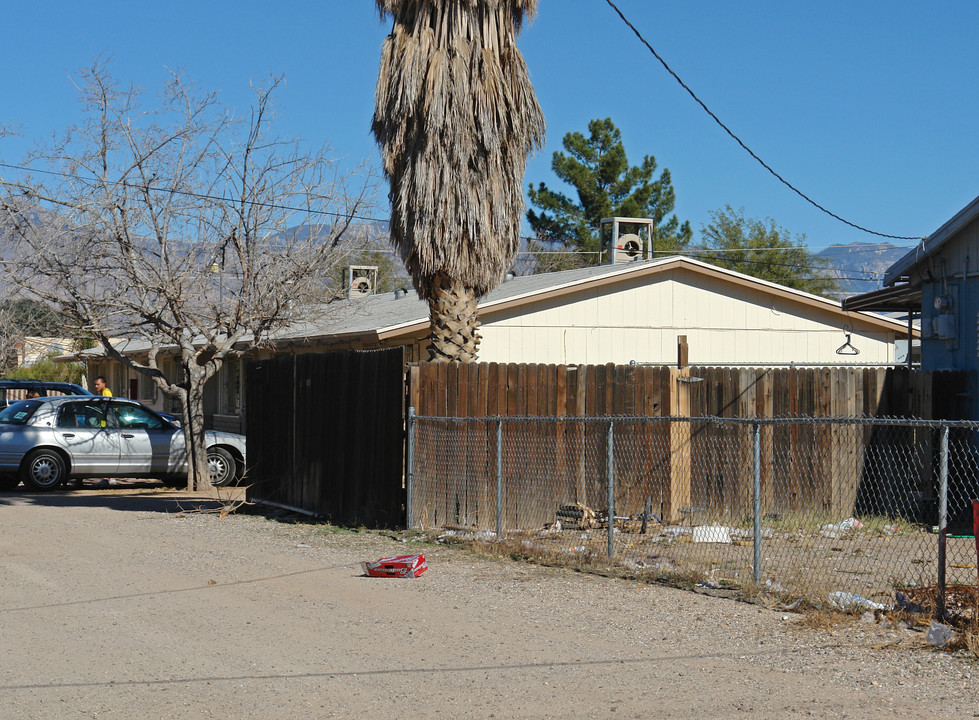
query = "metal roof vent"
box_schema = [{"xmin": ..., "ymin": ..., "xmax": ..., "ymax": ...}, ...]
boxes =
[
  {"xmin": 344, "ymin": 265, "xmax": 378, "ymax": 299},
  {"xmin": 599, "ymin": 217, "xmax": 655, "ymax": 264}
]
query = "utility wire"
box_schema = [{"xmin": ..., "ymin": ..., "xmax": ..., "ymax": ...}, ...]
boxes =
[
  {"xmin": 0, "ymin": 161, "xmax": 388, "ymax": 226},
  {"xmin": 603, "ymin": 0, "xmax": 923, "ymax": 242}
]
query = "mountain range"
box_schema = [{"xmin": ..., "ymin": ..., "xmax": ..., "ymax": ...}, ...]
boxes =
[{"xmin": 815, "ymin": 242, "xmax": 915, "ymax": 297}]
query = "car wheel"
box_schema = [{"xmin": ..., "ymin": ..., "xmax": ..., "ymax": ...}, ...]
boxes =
[
  {"xmin": 206, "ymin": 447, "xmax": 236, "ymax": 487},
  {"xmin": 0, "ymin": 474, "xmax": 19, "ymax": 491},
  {"xmin": 22, "ymin": 449, "xmax": 67, "ymax": 491}
]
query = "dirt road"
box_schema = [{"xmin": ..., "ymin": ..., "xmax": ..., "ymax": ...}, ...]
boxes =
[{"xmin": 0, "ymin": 486, "xmax": 975, "ymax": 719}]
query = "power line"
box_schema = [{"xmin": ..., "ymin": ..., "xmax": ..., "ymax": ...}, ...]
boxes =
[
  {"xmin": 0, "ymin": 161, "xmax": 390, "ymax": 226},
  {"xmin": 603, "ymin": 0, "xmax": 923, "ymax": 242}
]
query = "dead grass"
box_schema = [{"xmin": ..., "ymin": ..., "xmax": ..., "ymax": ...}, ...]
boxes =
[{"xmin": 799, "ymin": 607, "xmax": 859, "ymax": 630}]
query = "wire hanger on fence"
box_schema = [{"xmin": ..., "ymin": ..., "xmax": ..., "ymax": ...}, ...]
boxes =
[{"xmin": 836, "ymin": 326, "xmax": 860, "ymax": 356}]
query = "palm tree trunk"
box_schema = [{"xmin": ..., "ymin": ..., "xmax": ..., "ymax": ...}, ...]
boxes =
[{"xmin": 427, "ymin": 272, "xmax": 480, "ymax": 362}]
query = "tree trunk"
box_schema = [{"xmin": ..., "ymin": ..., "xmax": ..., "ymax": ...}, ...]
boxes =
[
  {"xmin": 427, "ymin": 272, "xmax": 480, "ymax": 362},
  {"xmin": 182, "ymin": 361, "xmax": 212, "ymax": 491}
]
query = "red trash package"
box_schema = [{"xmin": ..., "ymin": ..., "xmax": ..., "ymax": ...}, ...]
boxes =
[{"xmin": 361, "ymin": 553, "xmax": 428, "ymax": 579}]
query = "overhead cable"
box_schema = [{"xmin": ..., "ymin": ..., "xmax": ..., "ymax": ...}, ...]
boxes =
[{"xmin": 603, "ymin": 0, "xmax": 923, "ymax": 241}]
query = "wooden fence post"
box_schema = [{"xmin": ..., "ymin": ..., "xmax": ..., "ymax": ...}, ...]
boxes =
[{"xmin": 668, "ymin": 336, "xmax": 692, "ymax": 523}]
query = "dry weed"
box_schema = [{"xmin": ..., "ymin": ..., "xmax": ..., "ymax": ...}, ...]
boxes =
[{"xmin": 800, "ymin": 608, "xmax": 858, "ymax": 630}]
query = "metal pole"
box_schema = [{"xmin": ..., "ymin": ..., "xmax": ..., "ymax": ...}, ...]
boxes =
[
  {"xmin": 607, "ymin": 421, "xmax": 615, "ymax": 558},
  {"xmin": 405, "ymin": 407, "xmax": 415, "ymax": 529},
  {"xmin": 973, "ymin": 500, "xmax": 979, "ymax": 588},
  {"xmin": 937, "ymin": 425, "xmax": 949, "ymax": 620},
  {"xmin": 906, "ymin": 313, "xmax": 913, "ymax": 370},
  {"xmin": 496, "ymin": 419, "xmax": 503, "ymax": 538},
  {"xmin": 937, "ymin": 426, "xmax": 949, "ymax": 614},
  {"xmin": 753, "ymin": 422, "xmax": 762, "ymax": 584}
]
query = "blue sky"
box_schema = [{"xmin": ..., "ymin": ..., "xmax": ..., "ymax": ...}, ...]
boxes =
[{"xmin": 3, "ymin": 1, "xmax": 978, "ymax": 255}]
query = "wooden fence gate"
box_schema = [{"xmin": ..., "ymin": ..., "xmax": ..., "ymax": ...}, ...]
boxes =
[{"xmin": 245, "ymin": 348, "xmax": 407, "ymax": 527}]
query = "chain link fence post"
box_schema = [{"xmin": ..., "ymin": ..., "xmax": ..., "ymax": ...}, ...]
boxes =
[
  {"xmin": 937, "ymin": 425, "xmax": 949, "ymax": 619},
  {"xmin": 607, "ymin": 420, "xmax": 615, "ymax": 559},
  {"xmin": 753, "ymin": 421, "xmax": 762, "ymax": 585},
  {"xmin": 406, "ymin": 407, "xmax": 415, "ymax": 529},
  {"xmin": 496, "ymin": 418, "xmax": 503, "ymax": 539}
]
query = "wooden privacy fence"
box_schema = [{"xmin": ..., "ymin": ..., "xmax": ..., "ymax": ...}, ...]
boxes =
[
  {"xmin": 245, "ymin": 348, "xmax": 406, "ymax": 527},
  {"xmin": 407, "ymin": 363, "xmax": 971, "ymax": 529}
]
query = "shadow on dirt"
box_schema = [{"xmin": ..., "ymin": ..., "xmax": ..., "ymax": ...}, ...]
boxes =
[{"xmin": 0, "ymin": 481, "xmax": 238, "ymax": 515}]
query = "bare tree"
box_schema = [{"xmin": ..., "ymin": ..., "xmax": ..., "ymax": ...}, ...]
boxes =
[{"xmin": 0, "ymin": 62, "xmax": 373, "ymax": 489}]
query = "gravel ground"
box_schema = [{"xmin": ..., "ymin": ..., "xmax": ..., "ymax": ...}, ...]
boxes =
[{"xmin": 0, "ymin": 484, "xmax": 976, "ymax": 719}]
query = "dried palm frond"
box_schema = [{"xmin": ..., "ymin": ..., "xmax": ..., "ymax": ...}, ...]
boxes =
[{"xmin": 372, "ymin": 0, "xmax": 545, "ymax": 302}]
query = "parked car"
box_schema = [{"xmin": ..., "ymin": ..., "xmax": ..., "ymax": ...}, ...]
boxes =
[
  {"xmin": 0, "ymin": 379, "xmax": 92, "ymax": 410},
  {"xmin": 0, "ymin": 396, "xmax": 246, "ymax": 491}
]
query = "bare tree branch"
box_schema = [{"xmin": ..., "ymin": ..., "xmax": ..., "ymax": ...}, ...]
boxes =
[{"xmin": 0, "ymin": 60, "xmax": 378, "ymax": 489}]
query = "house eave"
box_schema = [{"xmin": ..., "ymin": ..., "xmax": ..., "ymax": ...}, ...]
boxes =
[{"xmin": 884, "ymin": 195, "xmax": 979, "ymax": 284}]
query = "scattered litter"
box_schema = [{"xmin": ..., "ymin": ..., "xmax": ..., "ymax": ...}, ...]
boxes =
[
  {"xmin": 556, "ymin": 503, "xmax": 598, "ymax": 530},
  {"xmin": 828, "ymin": 591, "xmax": 886, "ymax": 612},
  {"xmin": 296, "ymin": 543, "xmax": 311, "ymax": 549},
  {"xmin": 783, "ymin": 598, "xmax": 803, "ymax": 611},
  {"xmin": 859, "ymin": 611, "xmax": 876, "ymax": 624},
  {"xmin": 925, "ymin": 621, "xmax": 953, "ymax": 648},
  {"xmin": 764, "ymin": 579, "xmax": 789, "ymax": 594},
  {"xmin": 361, "ymin": 553, "xmax": 428, "ymax": 579},
  {"xmin": 729, "ymin": 527, "xmax": 774, "ymax": 539},
  {"xmin": 662, "ymin": 526, "xmax": 692, "ymax": 538},
  {"xmin": 895, "ymin": 592, "xmax": 925, "ymax": 614},
  {"xmin": 692, "ymin": 525, "xmax": 731, "ymax": 543},
  {"xmin": 696, "ymin": 581, "xmax": 723, "ymax": 590},
  {"xmin": 442, "ymin": 523, "xmax": 476, "ymax": 534},
  {"xmin": 820, "ymin": 517, "xmax": 865, "ymax": 539}
]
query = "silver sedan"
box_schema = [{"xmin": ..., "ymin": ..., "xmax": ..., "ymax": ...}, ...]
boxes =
[{"xmin": 0, "ymin": 396, "xmax": 246, "ymax": 491}]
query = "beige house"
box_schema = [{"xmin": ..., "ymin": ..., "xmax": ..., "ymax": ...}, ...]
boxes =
[
  {"xmin": 15, "ymin": 336, "xmax": 75, "ymax": 367},
  {"xmin": 75, "ymin": 255, "xmax": 912, "ymax": 431},
  {"xmin": 274, "ymin": 255, "xmax": 908, "ymax": 364}
]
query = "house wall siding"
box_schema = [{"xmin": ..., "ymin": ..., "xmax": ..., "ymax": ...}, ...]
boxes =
[
  {"xmin": 909, "ymin": 216, "xmax": 979, "ymax": 376},
  {"xmin": 477, "ymin": 268, "xmax": 896, "ymax": 365}
]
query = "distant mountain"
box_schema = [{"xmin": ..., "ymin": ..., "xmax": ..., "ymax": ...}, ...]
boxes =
[{"xmin": 816, "ymin": 242, "xmax": 914, "ymax": 297}]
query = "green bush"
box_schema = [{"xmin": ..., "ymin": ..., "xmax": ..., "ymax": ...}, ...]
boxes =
[{"xmin": 6, "ymin": 354, "xmax": 86, "ymax": 384}]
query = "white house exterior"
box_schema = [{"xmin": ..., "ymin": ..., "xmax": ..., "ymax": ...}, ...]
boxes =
[
  {"xmin": 468, "ymin": 258, "xmax": 901, "ymax": 365},
  {"xmin": 273, "ymin": 255, "xmax": 907, "ymax": 366}
]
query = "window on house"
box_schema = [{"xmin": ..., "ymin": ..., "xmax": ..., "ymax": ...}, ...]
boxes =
[
  {"xmin": 220, "ymin": 358, "xmax": 240, "ymax": 415},
  {"xmin": 161, "ymin": 357, "xmax": 182, "ymax": 415},
  {"xmin": 141, "ymin": 372, "xmax": 157, "ymax": 402},
  {"xmin": 113, "ymin": 366, "xmax": 125, "ymax": 399}
]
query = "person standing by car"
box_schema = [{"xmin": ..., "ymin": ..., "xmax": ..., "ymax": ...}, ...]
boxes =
[{"xmin": 86, "ymin": 377, "xmax": 116, "ymax": 489}]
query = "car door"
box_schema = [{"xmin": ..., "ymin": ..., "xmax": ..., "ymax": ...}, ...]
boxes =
[
  {"xmin": 53, "ymin": 400, "xmax": 122, "ymax": 475},
  {"xmin": 109, "ymin": 401, "xmax": 183, "ymax": 476}
]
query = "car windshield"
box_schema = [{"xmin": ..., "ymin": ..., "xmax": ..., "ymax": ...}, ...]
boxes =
[{"xmin": 0, "ymin": 399, "xmax": 42, "ymax": 425}]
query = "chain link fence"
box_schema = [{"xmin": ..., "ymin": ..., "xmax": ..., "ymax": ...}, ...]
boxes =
[{"xmin": 407, "ymin": 412, "xmax": 979, "ymax": 612}]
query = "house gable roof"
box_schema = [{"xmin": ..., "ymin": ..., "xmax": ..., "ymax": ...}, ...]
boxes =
[
  {"xmin": 66, "ymin": 255, "xmax": 911, "ymax": 360},
  {"xmin": 284, "ymin": 254, "xmax": 910, "ymax": 346},
  {"xmin": 884, "ymin": 194, "xmax": 979, "ymax": 284}
]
